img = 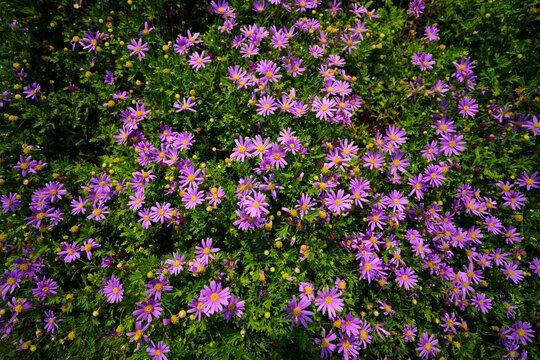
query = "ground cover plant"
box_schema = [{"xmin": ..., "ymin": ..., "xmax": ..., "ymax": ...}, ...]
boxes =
[{"xmin": 0, "ymin": 0, "xmax": 539, "ymax": 358}]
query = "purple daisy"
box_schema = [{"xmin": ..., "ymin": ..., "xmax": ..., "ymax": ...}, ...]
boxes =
[
  {"xmin": 314, "ymin": 285, "xmax": 344, "ymax": 318},
  {"xmin": 200, "ymin": 280, "xmax": 230, "ymax": 315},
  {"xmin": 127, "ymin": 38, "xmax": 149, "ymax": 61},
  {"xmin": 395, "ymin": 267, "xmax": 418, "ymax": 290},
  {"xmin": 146, "ymin": 340, "xmax": 170, "ymax": 360},
  {"xmin": 99, "ymin": 275, "xmax": 124, "ymax": 303},
  {"xmin": 133, "ymin": 299, "xmax": 163, "ymax": 323},
  {"xmin": 282, "ymin": 295, "xmax": 313, "ymax": 330},
  {"xmin": 416, "ymin": 332, "xmax": 440, "ymax": 359},
  {"xmin": 43, "ymin": 311, "xmax": 62, "ymax": 334}
]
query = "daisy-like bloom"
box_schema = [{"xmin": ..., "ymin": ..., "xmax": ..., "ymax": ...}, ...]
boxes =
[
  {"xmin": 194, "ymin": 238, "xmax": 220, "ymax": 264},
  {"xmin": 314, "ymin": 329, "xmax": 337, "ymax": 359},
  {"xmin": 412, "ymin": 52, "xmax": 436, "ymax": 72},
  {"xmin": 341, "ymin": 312, "xmax": 361, "ymax": 337},
  {"xmin": 149, "ymin": 202, "xmax": 172, "ymax": 224},
  {"xmin": 403, "ymin": 323, "xmax": 418, "ymax": 342},
  {"xmin": 363, "ymin": 149, "xmax": 385, "ymax": 171},
  {"xmin": 1, "ymin": 192, "xmax": 22, "ymax": 213},
  {"xmin": 440, "ymin": 312, "xmax": 460, "ymax": 334},
  {"xmin": 99, "ymin": 275, "xmax": 124, "ymax": 303},
  {"xmin": 326, "ymin": 189, "xmax": 352, "ymax": 215},
  {"xmin": 81, "ymin": 29, "xmax": 101, "ymax": 53},
  {"xmin": 144, "ymin": 275, "xmax": 173, "ymax": 301},
  {"xmin": 0, "ymin": 90, "xmax": 11, "ymax": 107},
  {"xmin": 312, "ymin": 96, "xmax": 337, "ymax": 121},
  {"xmin": 1, "ymin": 270, "xmax": 23, "ymax": 299},
  {"xmin": 43, "ymin": 181, "xmax": 67, "ymax": 202},
  {"xmin": 127, "ymin": 38, "xmax": 149, "ymax": 61},
  {"xmin": 530, "ymin": 258, "xmax": 540, "ymax": 277},
  {"xmin": 265, "ymin": 143, "xmax": 288, "ymax": 170},
  {"xmin": 87, "ymin": 201, "xmax": 110, "ymax": 222},
  {"xmin": 220, "ymin": 293, "xmax": 245, "ymax": 322},
  {"xmin": 424, "ymin": 25, "xmax": 439, "ymax": 41},
  {"xmin": 458, "ymin": 96, "xmax": 478, "ymax": 118},
  {"xmin": 257, "ymin": 59, "xmax": 282, "ymax": 85},
  {"xmin": 126, "ymin": 321, "xmax": 150, "ymax": 351},
  {"xmin": 182, "ymin": 188, "xmax": 205, "ymax": 209},
  {"xmin": 337, "ymin": 336, "xmax": 359, "ymax": 360},
  {"xmin": 206, "ymin": 186, "xmax": 226, "ymax": 206},
  {"xmin": 355, "ymin": 320, "xmax": 372, "ymax": 349},
  {"xmin": 133, "ymin": 299, "xmax": 162, "ymax": 323},
  {"xmin": 244, "ymin": 191, "xmax": 269, "ymax": 218},
  {"xmin": 173, "ymin": 97, "xmax": 197, "ymax": 112},
  {"xmin": 440, "ymin": 133, "xmax": 466, "ymax": 157},
  {"xmin": 378, "ymin": 300, "xmax": 395, "ymax": 316},
  {"xmin": 408, "ymin": 0, "xmax": 425, "ymax": 18},
  {"xmin": 395, "ymin": 267, "xmax": 418, "ymax": 290},
  {"xmin": 282, "ymin": 295, "xmax": 313, "ymax": 330},
  {"xmin": 416, "ymin": 332, "xmax": 440, "ymax": 359},
  {"xmin": 230, "ymin": 136, "xmax": 252, "ymax": 162},
  {"xmin": 31, "ymin": 276, "xmax": 58, "ymax": 301},
  {"xmin": 502, "ymin": 263, "xmax": 524, "ymax": 284},
  {"xmin": 299, "ymin": 282, "xmax": 315, "ymax": 302},
  {"xmin": 43, "ymin": 311, "xmax": 62, "ymax": 334},
  {"xmin": 502, "ymin": 191, "xmax": 527, "ymax": 210},
  {"xmin": 314, "ymin": 286, "xmax": 344, "ymax": 318},
  {"xmin": 58, "ymin": 242, "xmax": 81, "ymax": 263},
  {"xmin": 188, "ymin": 51, "xmax": 212, "ymax": 71},
  {"xmin": 255, "ymin": 95, "xmax": 278, "ymax": 117},
  {"xmin": 81, "ymin": 238, "xmax": 101, "ymax": 260},
  {"xmin": 385, "ymin": 126, "xmax": 407, "ymax": 148},
  {"xmin": 147, "ymin": 340, "xmax": 170, "ymax": 360},
  {"xmin": 187, "ymin": 295, "xmax": 209, "ymax": 321},
  {"xmin": 510, "ymin": 321, "xmax": 534, "ymax": 346},
  {"xmin": 165, "ymin": 252, "xmax": 185, "ymax": 275},
  {"xmin": 385, "ymin": 190, "xmax": 408, "ymax": 212},
  {"xmin": 471, "ymin": 293, "xmax": 492, "ymax": 314},
  {"xmin": 424, "ymin": 165, "xmax": 446, "ymax": 188},
  {"xmin": 359, "ymin": 254, "xmax": 383, "ymax": 283},
  {"xmin": 14, "ymin": 155, "xmax": 37, "ymax": 177},
  {"xmin": 484, "ymin": 215, "xmax": 503, "ymax": 235},
  {"xmin": 341, "ymin": 33, "xmax": 360, "ymax": 55},
  {"xmin": 516, "ymin": 171, "xmax": 539, "ymax": 191},
  {"xmin": 138, "ymin": 208, "xmax": 152, "ymax": 229},
  {"xmin": 200, "ymin": 280, "xmax": 230, "ymax": 315}
]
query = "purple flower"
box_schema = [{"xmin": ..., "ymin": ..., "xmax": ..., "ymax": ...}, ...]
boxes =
[
  {"xmin": 165, "ymin": 252, "xmax": 185, "ymax": 275},
  {"xmin": 1, "ymin": 270, "xmax": 23, "ymax": 300},
  {"xmin": 43, "ymin": 311, "xmax": 62, "ymax": 334},
  {"xmin": 408, "ymin": 0, "xmax": 425, "ymax": 18},
  {"xmin": 13, "ymin": 155, "xmax": 37, "ymax": 177},
  {"xmin": 471, "ymin": 293, "xmax": 492, "ymax": 314},
  {"xmin": 32, "ymin": 276, "xmax": 58, "ymax": 301},
  {"xmin": 126, "ymin": 321, "xmax": 150, "ymax": 351},
  {"xmin": 220, "ymin": 293, "xmax": 245, "ymax": 322},
  {"xmin": 440, "ymin": 133, "xmax": 466, "ymax": 157},
  {"xmin": 256, "ymin": 95, "xmax": 278, "ymax": 117},
  {"xmin": 133, "ymin": 299, "xmax": 162, "ymax": 323},
  {"xmin": 509, "ymin": 321, "xmax": 534, "ymax": 346},
  {"xmin": 23, "ymin": 83, "xmax": 40, "ymax": 101},
  {"xmin": 314, "ymin": 329, "xmax": 337, "ymax": 359},
  {"xmin": 99, "ymin": 275, "xmax": 124, "ymax": 303},
  {"xmin": 282, "ymin": 295, "xmax": 313, "ymax": 330},
  {"xmin": 146, "ymin": 340, "xmax": 170, "ymax": 360},
  {"xmin": 416, "ymin": 332, "xmax": 440, "ymax": 359},
  {"xmin": 395, "ymin": 267, "xmax": 418, "ymax": 290},
  {"xmin": 127, "ymin": 38, "xmax": 149, "ymax": 61},
  {"xmin": 81, "ymin": 30, "xmax": 101, "ymax": 53},
  {"xmin": 58, "ymin": 242, "xmax": 81, "ymax": 263},
  {"xmin": 188, "ymin": 51, "xmax": 211, "ymax": 71},
  {"xmin": 458, "ymin": 96, "xmax": 479, "ymax": 118},
  {"xmin": 200, "ymin": 280, "xmax": 230, "ymax": 315},
  {"xmin": 314, "ymin": 285, "xmax": 344, "ymax": 318},
  {"xmin": 424, "ymin": 25, "xmax": 439, "ymax": 41},
  {"xmin": 1, "ymin": 192, "xmax": 22, "ymax": 213},
  {"xmin": 173, "ymin": 97, "xmax": 197, "ymax": 113},
  {"xmin": 299, "ymin": 282, "xmax": 315, "ymax": 302}
]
